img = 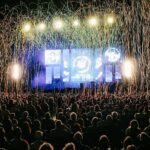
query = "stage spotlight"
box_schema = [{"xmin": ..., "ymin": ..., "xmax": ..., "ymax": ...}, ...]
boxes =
[
  {"xmin": 37, "ymin": 22, "xmax": 46, "ymax": 31},
  {"xmin": 11, "ymin": 63, "xmax": 22, "ymax": 81},
  {"xmin": 72, "ymin": 19, "xmax": 80, "ymax": 27},
  {"xmin": 105, "ymin": 47, "xmax": 121, "ymax": 62},
  {"xmin": 107, "ymin": 16, "xmax": 115, "ymax": 24},
  {"xmin": 22, "ymin": 22, "xmax": 31, "ymax": 33},
  {"xmin": 53, "ymin": 19, "xmax": 63, "ymax": 30},
  {"xmin": 122, "ymin": 59, "xmax": 135, "ymax": 79},
  {"xmin": 88, "ymin": 16, "xmax": 98, "ymax": 27}
]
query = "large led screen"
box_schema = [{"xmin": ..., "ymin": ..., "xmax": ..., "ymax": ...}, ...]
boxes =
[{"xmin": 31, "ymin": 47, "xmax": 122, "ymax": 88}]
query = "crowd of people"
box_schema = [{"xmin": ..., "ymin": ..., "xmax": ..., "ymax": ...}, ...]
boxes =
[{"xmin": 0, "ymin": 90, "xmax": 150, "ymax": 150}]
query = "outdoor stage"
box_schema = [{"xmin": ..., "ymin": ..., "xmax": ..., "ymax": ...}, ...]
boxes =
[{"xmin": 31, "ymin": 47, "xmax": 122, "ymax": 89}]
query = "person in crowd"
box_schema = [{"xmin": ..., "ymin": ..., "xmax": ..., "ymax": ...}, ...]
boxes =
[
  {"xmin": 68, "ymin": 112, "xmax": 78, "ymax": 130},
  {"xmin": 143, "ymin": 118, "xmax": 150, "ymax": 136},
  {"xmin": 21, "ymin": 111, "xmax": 32, "ymax": 126},
  {"xmin": 137, "ymin": 132, "xmax": 150, "ymax": 150},
  {"xmin": 93, "ymin": 135, "xmax": 111, "ymax": 150},
  {"xmin": 39, "ymin": 142, "xmax": 54, "ymax": 150},
  {"xmin": 126, "ymin": 145, "xmax": 137, "ymax": 150},
  {"xmin": 85, "ymin": 117, "xmax": 100, "ymax": 147},
  {"xmin": 9, "ymin": 127, "xmax": 30, "ymax": 150},
  {"xmin": 0, "ymin": 127, "xmax": 9, "ymax": 149},
  {"xmin": 121, "ymin": 136, "xmax": 133, "ymax": 150},
  {"xmin": 41, "ymin": 112, "xmax": 55, "ymax": 131},
  {"xmin": 32, "ymin": 119, "xmax": 42, "ymax": 136},
  {"xmin": 62, "ymin": 142, "xmax": 76, "ymax": 150},
  {"xmin": 73, "ymin": 131, "xmax": 90, "ymax": 150},
  {"xmin": 47, "ymin": 120, "xmax": 72, "ymax": 150},
  {"xmin": 125, "ymin": 119, "xmax": 141, "ymax": 140},
  {"xmin": 22, "ymin": 121, "xmax": 32, "ymax": 143},
  {"xmin": 30, "ymin": 130, "xmax": 44, "ymax": 150},
  {"xmin": 98, "ymin": 135, "xmax": 111, "ymax": 150}
]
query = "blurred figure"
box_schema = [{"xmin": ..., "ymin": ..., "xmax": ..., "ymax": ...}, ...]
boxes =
[
  {"xmin": 62, "ymin": 142, "xmax": 76, "ymax": 150},
  {"xmin": 30, "ymin": 130, "xmax": 44, "ymax": 150},
  {"xmin": 126, "ymin": 145, "xmax": 137, "ymax": 150},
  {"xmin": 9, "ymin": 127, "xmax": 30, "ymax": 150},
  {"xmin": 73, "ymin": 131, "xmax": 90, "ymax": 150},
  {"xmin": 39, "ymin": 142, "xmax": 54, "ymax": 150}
]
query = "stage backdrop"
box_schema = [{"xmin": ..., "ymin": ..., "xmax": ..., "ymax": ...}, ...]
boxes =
[{"xmin": 31, "ymin": 47, "xmax": 122, "ymax": 89}]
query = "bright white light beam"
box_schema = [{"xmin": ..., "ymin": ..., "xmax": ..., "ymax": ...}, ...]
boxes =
[
  {"xmin": 22, "ymin": 23, "xmax": 31, "ymax": 33},
  {"xmin": 122, "ymin": 59, "xmax": 135, "ymax": 79},
  {"xmin": 37, "ymin": 22, "xmax": 46, "ymax": 31},
  {"xmin": 88, "ymin": 17, "xmax": 98, "ymax": 27},
  {"xmin": 11, "ymin": 63, "xmax": 22, "ymax": 81},
  {"xmin": 53, "ymin": 19, "xmax": 63, "ymax": 30}
]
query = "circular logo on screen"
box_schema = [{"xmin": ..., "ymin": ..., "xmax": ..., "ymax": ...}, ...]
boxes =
[
  {"xmin": 73, "ymin": 56, "xmax": 91, "ymax": 73},
  {"xmin": 105, "ymin": 48, "xmax": 121, "ymax": 62},
  {"xmin": 48, "ymin": 52, "xmax": 57, "ymax": 63}
]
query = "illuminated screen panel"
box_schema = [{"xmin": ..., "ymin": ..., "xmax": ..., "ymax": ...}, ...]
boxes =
[
  {"xmin": 54, "ymin": 66, "xmax": 61, "ymax": 79},
  {"xmin": 63, "ymin": 49, "xmax": 70, "ymax": 82},
  {"xmin": 115, "ymin": 64, "xmax": 121, "ymax": 80},
  {"xmin": 94, "ymin": 49, "xmax": 103, "ymax": 81},
  {"xmin": 71, "ymin": 49, "xmax": 93, "ymax": 82},
  {"xmin": 105, "ymin": 64, "xmax": 113, "ymax": 82},
  {"xmin": 45, "ymin": 50, "xmax": 61, "ymax": 65},
  {"xmin": 105, "ymin": 47, "xmax": 121, "ymax": 63},
  {"xmin": 46, "ymin": 67, "xmax": 52, "ymax": 84}
]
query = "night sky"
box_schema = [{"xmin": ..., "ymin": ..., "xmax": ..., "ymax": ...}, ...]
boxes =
[
  {"xmin": 0, "ymin": 0, "xmax": 66, "ymax": 8},
  {"xmin": 0, "ymin": 0, "xmax": 132, "ymax": 9}
]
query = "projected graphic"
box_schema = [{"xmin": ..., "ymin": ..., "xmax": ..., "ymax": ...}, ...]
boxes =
[
  {"xmin": 63, "ymin": 49, "xmax": 70, "ymax": 82},
  {"xmin": 95, "ymin": 56, "xmax": 103, "ymax": 81},
  {"xmin": 46, "ymin": 67, "xmax": 52, "ymax": 84},
  {"xmin": 45, "ymin": 50, "xmax": 61, "ymax": 65},
  {"xmin": 71, "ymin": 49, "xmax": 93, "ymax": 82},
  {"xmin": 115, "ymin": 64, "xmax": 121, "ymax": 80},
  {"xmin": 105, "ymin": 64, "xmax": 113, "ymax": 82},
  {"xmin": 105, "ymin": 47, "xmax": 121, "ymax": 63},
  {"xmin": 54, "ymin": 66, "xmax": 61, "ymax": 79},
  {"xmin": 73, "ymin": 56, "xmax": 91, "ymax": 74}
]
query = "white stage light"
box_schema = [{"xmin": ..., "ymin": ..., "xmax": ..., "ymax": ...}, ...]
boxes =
[
  {"xmin": 37, "ymin": 22, "xmax": 46, "ymax": 31},
  {"xmin": 72, "ymin": 20, "xmax": 80, "ymax": 27},
  {"xmin": 105, "ymin": 48, "xmax": 121, "ymax": 62},
  {"xmin": 53, "ymin": 19, "xmax": 63, "ymax": 30},
  {"xmin": 88, "ymin": 17, "xmax": 98, "ymax": 27},
  {"xmin": 107, "ymin": 16, "xmax": 114, "ymax": 24},
  {"xmin": 122, "ymin": 59, "xmax": 135, "ymax": 79},
  {"xmin": 22, "ymin": 22, "xmax": 31, "ymax": 33},
  {"xmin": 11, "ymin": 63, "xmax": 22, "ymax": 81}
]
